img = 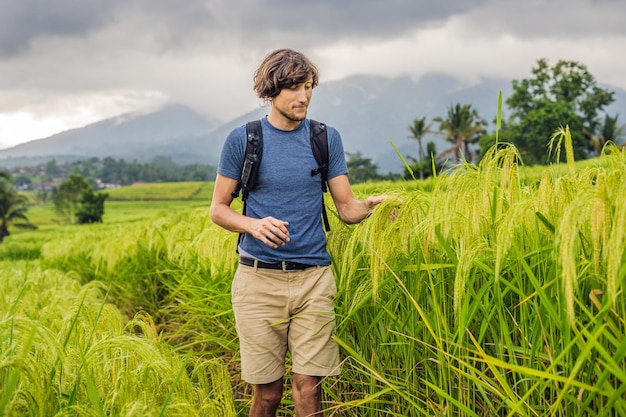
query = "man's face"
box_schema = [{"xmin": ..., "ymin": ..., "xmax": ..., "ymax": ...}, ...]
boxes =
[{"xmin": 272, "ymin": 78, "xmax": 313, "ymax": 123}]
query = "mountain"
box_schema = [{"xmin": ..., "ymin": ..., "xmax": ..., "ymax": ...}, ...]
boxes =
[
  {"xmin": 2, "ymin": 74, "xmax": 625, "ymax": 173},
  {"xmin": 170, "ymin": 73, "xmax": 516, "ymax": 173},
  {"xmin": 0, "ymin": 104, "xmax": 219, "ymax": 167}
]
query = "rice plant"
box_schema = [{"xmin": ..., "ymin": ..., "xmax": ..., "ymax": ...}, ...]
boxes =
[
  {"xmin": 0, "ymin": 261, "xmax": 235, "ymax": 416},
  {"xmin": 5, "ymin": 135, "xmax": 624, "ymax": 415},
  {"xmin": 323, "ymin": 137, "xmax": 626, "ymax": 416}
]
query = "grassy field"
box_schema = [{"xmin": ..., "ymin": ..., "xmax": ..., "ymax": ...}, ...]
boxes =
[
  {"xmin": 2, "ymin": 142, "xmax": 626, "ymax": 416},
  {"xmin": 104, "ymin": 181, "xmax": 213, "ymax": 201},
  {"xmin": 1, "ymin": 183, "xmax": 213, "ymax": 262}
]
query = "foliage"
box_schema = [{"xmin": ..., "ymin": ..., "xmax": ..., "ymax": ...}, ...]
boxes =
[
  {"xmin": 521, "ymin": 99, "xmax": 586, "ymax": 164},
  {"xmin": 76, "ymin": 188, "xmax": 108, "ymax": 224},
  {"xmin": 327, "ymin": 142, "xmax": 626, "ymax": 415},
  {"xmin": 407, "ymin": 117, "xmax": 433, "ymax": 180},
  {"xmin": 504, "ymin": 58, "xmax": 616, "ymax": 164},
  {"xmin": 0, "ymin": 171, "xmax": 36, "ymax": 243},
  {"xmin": 346, "ymin": 152, "xmax": 385, "ymax": 183},
  {"xmin": 434, "ymin": 103, "xmax": 486, "ymax": 164},
  {"xmin": 476, "ymin": 117, "xmax": 517, "ymax": 162},
  {"xmin": 53, "ymin": 173, "xmax": 108, "ymax": 224},
  {"xmin": 44, "ymin": 159, "xmax": 57, "ymax": 179},
  {"xmin": 12, "ymin": 174, "xmax": 32, "ymax": 189},
  {"xmin": 4, "ymin": 156, "xmax": 218, "ymax": 190},
  {"xmin": 585, "ymin": 113, "xmax": 626, "ymax": 155},
  {"xmin": 403, "ymin": 142, "xmax": 440, "ymax": 180}
]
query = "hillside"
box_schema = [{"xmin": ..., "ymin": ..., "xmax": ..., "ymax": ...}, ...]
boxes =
[{"xmin": 0, "ymin": 104, "xmax": 218, "ymax": 166}]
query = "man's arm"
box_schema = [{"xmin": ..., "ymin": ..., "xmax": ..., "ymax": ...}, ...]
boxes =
[
  {"xmin": 209, "ymin": 174, "xmax": 291, "ymax": 248},
  {"xmin": 327, "ymin": 174, "xmax": 387, "ymax": 225}
]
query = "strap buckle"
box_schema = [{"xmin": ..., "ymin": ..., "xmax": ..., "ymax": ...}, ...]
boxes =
[{"xmin": 281, "ymin": 261, "xmax": 297, "ymax": 272}]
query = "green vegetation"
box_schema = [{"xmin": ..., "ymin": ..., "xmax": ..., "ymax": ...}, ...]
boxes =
[
  {"xmin": 345, "ymin": 152, "xmax": 389, "ymax": 183},
  {"xmin": 0, "ymin": 171, "xmax": 36, "ymax": 243},
  {"xmin": 407, "ymin": 117, "xmax": 435, "ymax": 180},
  {"xmin": 8, "ymin": 156, "xmax": 218, "ymax": 190},
  {"xmin": 53, "ymin": 173, "xmax": 108, "ymax": 224},
  {"xmin": 1, "ymin": 261, "xmax": 235, "ymax": 416},
  {"xmin": 406, "ymin": 59, "xmax": 624, "ymax": 179},
  {"xmin": 587, "ymin": 113, "xmax": 626, "ymax": 155},
  {"xmin": 327, "ymin": 140, "xmax": 626, "ymax": 416},
  {"xmin": 2, "ymin": 131, "xmax": 625, "ymax": 415},
  {"xmin": 434, "ymin": 103, "xmax": 486, "ymax": 164},
  {"xmin": 479, "ymin": 58, "xmax": 620, "ymax": 164},
  {"xmin": 105, "ymin": 181, "xmax": 213, "ymax": 201}
]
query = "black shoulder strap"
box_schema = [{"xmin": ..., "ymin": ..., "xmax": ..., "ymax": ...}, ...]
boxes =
[
  {"xmin": 232, "ymin": 120, "xmax": 263, "ymax": 206},
  {"xmin": 233, "ymin": 120, "xmax": 263, "ymax": 252},
  {"xmin": 309, "ymin": 120, "xmax": 331, "ymax": 232}
]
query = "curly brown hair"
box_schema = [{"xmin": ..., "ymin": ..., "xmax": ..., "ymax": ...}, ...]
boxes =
[{"xmin": 253, "ymin": 48, "xmax": 319, "ymax": 101}]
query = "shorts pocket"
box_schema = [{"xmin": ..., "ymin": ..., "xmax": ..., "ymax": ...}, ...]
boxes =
[{"xmin": 231, "ymin": 267, "xmax": 246, "ymax": 303}]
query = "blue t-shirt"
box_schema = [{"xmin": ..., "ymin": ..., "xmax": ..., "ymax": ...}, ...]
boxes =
[{"xmin": 217, "ymin": 117, "xmax": 348, "ymax": 265}]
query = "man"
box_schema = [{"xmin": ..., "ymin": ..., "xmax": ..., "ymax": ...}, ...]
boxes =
[{"xmin": 210, "ymin": 48, "xmax": 387, "ymax": 417}]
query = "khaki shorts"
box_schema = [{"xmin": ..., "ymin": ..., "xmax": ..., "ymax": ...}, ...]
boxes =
[{"xmin": 232, "ymin": 264, "xmax": 340, "ymax": 385}]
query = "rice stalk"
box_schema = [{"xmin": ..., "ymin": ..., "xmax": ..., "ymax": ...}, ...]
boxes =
[
  {"xmin": 548, "ymin": 125, "xmax": 576, "ymax": 178},
  {"xmin": 605, "ymin": 188, "xmax": 626, "ymax": 306},
  {"xmin": 557, "ymin": 196, "xmax": 587, "ymax": 324},
  {"xmin": 590, "ymin": 173, "xmax": 610, "ymax": 274},
  {"xmin": 453, "ymin": 239, "xmax": 485, "ymax": 319}
]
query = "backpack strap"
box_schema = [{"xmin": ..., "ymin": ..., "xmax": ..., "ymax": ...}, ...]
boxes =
[
  {"xmin": 232, "ymin": 121, "xmax": 263, "ymax": 252},
  {"xmin": 309, "ymin": 120, "xmax": 331, "ymax": 232},
  {"xmin": 231, "ymin": 120, "xmax": 263, "ymax": 207}
]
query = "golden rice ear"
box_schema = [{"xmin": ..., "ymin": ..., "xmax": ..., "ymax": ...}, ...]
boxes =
[
  {"xmin": 605, "ymin": 183, "xmax": 626, "ymax": 307},
  {"xmin": 590, "ymin": 172, "xmax": 610, "ymax": 274},
  {"xmin": 548, "ymin": 125, "xmax": 577, "ymax": 178}
]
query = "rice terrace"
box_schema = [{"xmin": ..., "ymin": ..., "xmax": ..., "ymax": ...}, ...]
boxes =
[{"xmin": 1, "ymin": 132, "xmax": 626, "ymax": 415}]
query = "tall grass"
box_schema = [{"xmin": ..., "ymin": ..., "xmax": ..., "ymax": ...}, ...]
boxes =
[
  {"xmin": 325, "ymin": 139, "xmax": 626, "ymax": 416},
  {"xmin": 4, "ymin": 138, "xmax": 625, "ymax": 415},
  {"xmin": 0, "ymin": 261, "xmax": 235, "ymax": 416}
]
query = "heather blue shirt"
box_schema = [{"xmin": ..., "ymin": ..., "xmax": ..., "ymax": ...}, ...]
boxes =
[{"xmin": 217, "ymin": 117, "xmax": 348, "ymax": 265}]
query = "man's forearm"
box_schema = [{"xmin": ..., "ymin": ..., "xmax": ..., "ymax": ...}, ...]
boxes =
[
  {"xmin": 337, "ymin": 198, "xmax": 374, "ymax": 224},
  {"xmin": 210, "ymin": 203, "xmax": 251, "ymax": 234}
]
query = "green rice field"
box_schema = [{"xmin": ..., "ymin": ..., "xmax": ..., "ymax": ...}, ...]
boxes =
[{"xmin": 1, "ymin": 141, "xmax": 625, "ymax": 416}]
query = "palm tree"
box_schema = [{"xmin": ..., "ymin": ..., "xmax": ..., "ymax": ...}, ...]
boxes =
[
  {"xmin": 434, "ymin": 103, "xmax": 486, "ymax": 164},
  {"xmin": 584, "ymin": 114, "xmax": 625, "ymax": 155},
  {"xmin": 0, "ymin": 171, "xmax": 36, "ymax": 243},
  {"xmin": 408, "ymin": 117, "xmax": 432, "ymax": 180}
]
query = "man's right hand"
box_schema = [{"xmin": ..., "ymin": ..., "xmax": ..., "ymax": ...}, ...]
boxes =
[{"xmin": 248, "ymin": 216, "xmax": 290, "ymax": 248}]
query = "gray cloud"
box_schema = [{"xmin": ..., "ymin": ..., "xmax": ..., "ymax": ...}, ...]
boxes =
[
  {"xmin": 209, "ymin": 0, "xmax": 488, "ymax": 45},
  {"xmin": 3, "ymin": 0, "xmax": 624, "ymax": 60},
  {"xmin": 1, "ymin": 0, "xmax": 626, "ymax": 146},
  {"xmin": 461, "ymin": 0, "xmax": 626, "ymax": 40},
  {"xmin": 0, "ymin": 0, "xmax": 116, "ymax": 55},
  {"xmin": 0, "ymin": 0, "xmax": 491, "ymax": 57}
]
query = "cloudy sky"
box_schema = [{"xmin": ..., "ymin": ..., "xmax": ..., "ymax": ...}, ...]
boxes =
[{"xmin": 1, "ymin": 0, "xmax": 625, "ymax": 148}]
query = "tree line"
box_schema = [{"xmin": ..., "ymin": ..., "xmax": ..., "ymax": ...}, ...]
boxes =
[
  {"xmin": 405, "ymin": 58, "xmax": 625, "ymax": 180},
  {"xmin": 9, "ymin": 155, "xmax": 218, "ymax": 191}
]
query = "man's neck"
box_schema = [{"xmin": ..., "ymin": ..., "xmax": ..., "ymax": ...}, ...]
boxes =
[{"xmin": 267, "ymin": 108, "xmax": 303, "ymax": 131}]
